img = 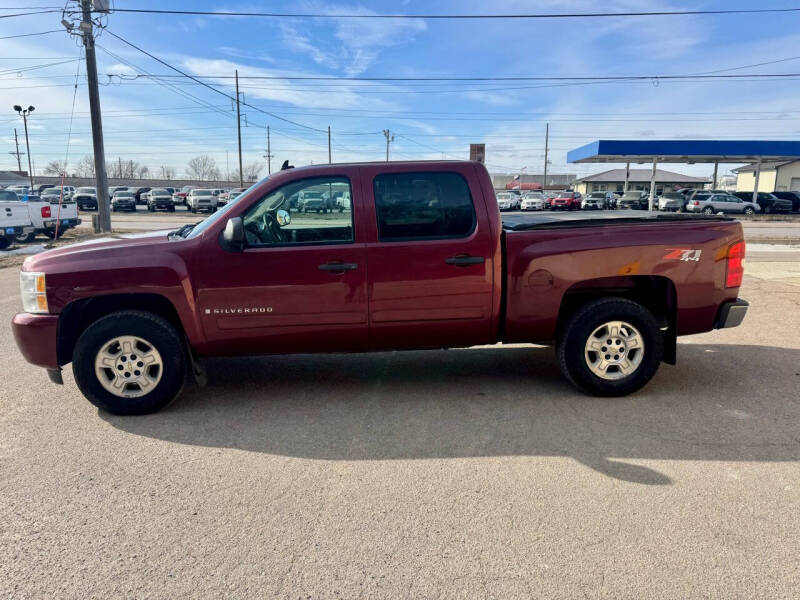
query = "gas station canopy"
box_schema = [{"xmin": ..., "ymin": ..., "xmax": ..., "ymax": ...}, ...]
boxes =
[
  {"xmin": 567, "ymin": 140, "xmax": 800, "ymax": 164},
  {"xmin": 567, "ymin": 139, "xmax": 800, "ymax": 210}
]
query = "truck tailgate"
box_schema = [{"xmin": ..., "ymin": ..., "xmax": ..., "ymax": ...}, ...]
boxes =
[
  {"xmin": 501, "ymin": 214, "xmax": 744, "ymax": 343},
  {"xmin": 1, "ymin": 201, "xmax": 33, "ymax": 228}
]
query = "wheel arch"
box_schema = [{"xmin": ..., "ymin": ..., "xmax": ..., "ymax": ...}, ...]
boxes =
[
  {"xmin": 556, "ymin": 275, "xmax": 677, "ymax": 364},
  {"xmin": 57, "ymin": 293, "xmax": 186, "ymax": 366}
]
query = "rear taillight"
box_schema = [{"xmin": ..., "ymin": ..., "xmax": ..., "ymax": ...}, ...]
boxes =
[
  {"xmin": 726, "ymin": 241, "xmax": 745, "ymax": 288},
  {"xmin": 693, "ymin": 200, "xmax": 699, "ymax": 206},
  {"xmin": 41, "ymin": 206, "xmax": 51, "ymax": 218}
]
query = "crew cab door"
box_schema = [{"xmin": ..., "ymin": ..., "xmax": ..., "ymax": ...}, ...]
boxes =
[
  {"xmin": 361, "ymin": 165, "xmax": 496, "ymax": 350},
  {"xmin": 194, "ymin": 172, "xmax": 368, "ymax": 355}
]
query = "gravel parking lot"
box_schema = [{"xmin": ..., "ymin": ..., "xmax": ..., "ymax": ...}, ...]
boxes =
[{"xmin": 1, "ymin": 249, "xmax": 799, "ymax": 598}]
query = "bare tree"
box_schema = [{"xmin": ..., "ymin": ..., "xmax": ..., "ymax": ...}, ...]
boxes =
[
  {"xmin": 186, "ymin": 155, "xmax": 220, "ymax": 180},
  {"xmin": 42, "ymin": 160, "xmax": 67, "ymax": 176},
  {"xmin": 75, "ymin": 155, "xmax": 95, "ymax": 178},
  {"xmin": 137, "ymin": 164, "xmax": 149, "ymax": 179},
  {"xmin": 229, "ymin": 161, "xmax": 263, "ymax": 183},
  {"xmin": 160, "ymin": 165, "xmax": 176, "ymax": 180}
]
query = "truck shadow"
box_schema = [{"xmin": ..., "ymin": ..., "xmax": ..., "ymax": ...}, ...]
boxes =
[{"xmin": 102, "ymin": 343, "xmax": 800, "ymax": 486}]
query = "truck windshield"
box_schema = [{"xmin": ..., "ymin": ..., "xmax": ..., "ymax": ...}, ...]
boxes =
[{"xmin": 185, "ymin": 177, "xmax": 268, "ymax": 240}]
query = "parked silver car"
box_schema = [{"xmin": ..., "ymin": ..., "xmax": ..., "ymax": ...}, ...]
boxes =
[
  {"xmin": 685, "ymin": 192, "xmax": 760, "ymax": 215},
  {"xmin": 582, "ymin": 191, "xmax": 614, "ymax": 210},
  {"xmin": 520, "ymin": 192, "xmax": 545, "ymax": 211},
  {"xmin": 658, "ymin": 192, "xmax": 686, "ymax": 212}
]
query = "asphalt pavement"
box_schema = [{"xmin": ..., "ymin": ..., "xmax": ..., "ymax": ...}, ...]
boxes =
[{"xmin": 1, "ymin": 254, "xmax": 799, "ymax": 598}]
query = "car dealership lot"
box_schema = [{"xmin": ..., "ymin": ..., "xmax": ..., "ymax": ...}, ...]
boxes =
[{"xmin": 1, "ymin": 252, "xmax": 798, "ymax": 598}]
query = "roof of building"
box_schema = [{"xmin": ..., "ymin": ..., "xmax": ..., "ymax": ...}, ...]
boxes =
[
  {"xmin": 0, "ymin": 171, "xmax": 28, "ymax": 183},
  {"xmin": 568, "ymin": 140, "xmax": 800, "ymax": 164},
  {"xmin": 732, "ymin": 160, "xmax": 798, "ymax": 173},
  {"xmin": 574, "ymin": 168, "xmax": 708, "ymax": 184}
]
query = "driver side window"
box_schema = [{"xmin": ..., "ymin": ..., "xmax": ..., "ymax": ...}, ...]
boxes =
[{"xmin": 242, "ymin": 176, "xmax": 354, "ymax": 247}]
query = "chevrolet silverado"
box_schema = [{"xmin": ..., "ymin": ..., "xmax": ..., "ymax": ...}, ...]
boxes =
[{"xmin": 12, "ymin": 160, "xmax": 748, "ymax": 414}]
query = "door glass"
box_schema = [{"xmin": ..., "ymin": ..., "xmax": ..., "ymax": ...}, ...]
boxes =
[
  {"xmin": 242, "ymin": 176, "xmax": 353, "ymax": 246},
  {"xmin": 373, "ymin": 172, "xmax": 476, "ymax": 241}
]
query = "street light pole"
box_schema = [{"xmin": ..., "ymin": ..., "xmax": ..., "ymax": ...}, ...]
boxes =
[{"xmin": 12, "ymin": 105, "xmax": 35, "ymax": 189}]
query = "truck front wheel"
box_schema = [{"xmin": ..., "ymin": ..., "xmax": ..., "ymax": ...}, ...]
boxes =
[
  {"xmin": 557, "ymin": 298, "xmax": 663, "ymax": 396},
  {"xmin": 72, "ymin": 311, "xmax": 187, "ymax": 415}
]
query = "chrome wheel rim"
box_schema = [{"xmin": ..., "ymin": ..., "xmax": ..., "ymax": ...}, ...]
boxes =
[
  {"xmin": 584, "ymin": 321, "xmax": 644, "ymax": 380},
  {"xmin": 94, "ymin": 335, "xmax": 163, "ymax": 398}
]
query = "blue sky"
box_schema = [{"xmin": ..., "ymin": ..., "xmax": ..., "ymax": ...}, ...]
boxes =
[{"xmin": 2, "ymin": 0, "xmax": 800, "ymax": 179}]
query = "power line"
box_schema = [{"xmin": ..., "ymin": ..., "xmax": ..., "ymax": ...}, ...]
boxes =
[
  {"xmin": 0, "ymin": 9, "xmax": 60, "ymax": 19},
  {"xmin": 0, "ymin": 29, "xmax": 61, "ymax": 40},
  {"xmin": 102, "ymin": 28, "xmax": 326, "ymax": 133},
  {"xmin": 125, "ymin": 72, "xmax": 800, "ymax": 82},
  {"xmin": 106, "ymin": 7, "xmax": 800, "ymax": 20}
]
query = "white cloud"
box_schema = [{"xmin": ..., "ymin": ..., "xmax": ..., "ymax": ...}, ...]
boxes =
[{"xmin": 279, "ymin": 2, "xmax": 426, "ymax": 75}]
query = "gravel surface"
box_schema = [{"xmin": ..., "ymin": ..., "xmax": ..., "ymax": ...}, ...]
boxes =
[{"xmin": 0, "ymin": 259, "xmax": 798, "ymax": 599}]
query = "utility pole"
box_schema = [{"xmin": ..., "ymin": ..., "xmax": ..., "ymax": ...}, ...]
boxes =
[
  {"xmin": 265, "ymin": 125, "xmax": 272, "ymax": 174},
  {"xmin": 542, "ymin": 122, "xmax": 549, "ymax": 191},
  {"xmin": 235, "ymin": 69, "xmax": 243, "ymax": 188},
  {"xmin": 79, "ymin": 0, "xmax": 110, "ymax": 232},
  {"xmin": 11, "ymin": 128, "xmax": 23, "ymax": 171},
  {"xmin": 383, "ymin": 129, "xmax": 394, "ymax": 162},
  {"xmin": 328, "ymin": 126, "xmax": 332, "ymax": 164}
]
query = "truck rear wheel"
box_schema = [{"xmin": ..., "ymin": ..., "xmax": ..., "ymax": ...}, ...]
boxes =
[
  {"xmin": 72, "ymin": 311, "xmax": 187, "ymax": 415},
  {"xmin": 557, "ymin": 298, "xmax": 663, "ymax": 396}
]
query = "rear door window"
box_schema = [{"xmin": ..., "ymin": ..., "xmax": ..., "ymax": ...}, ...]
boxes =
[{"xmin": 373, "ymin": 172, "xmax": 476, "ymax": 241}]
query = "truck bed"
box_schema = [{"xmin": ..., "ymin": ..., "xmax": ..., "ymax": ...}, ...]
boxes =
[{"xmin": 502, "ymin": 210, "xmax": 732, "ymax": 231}]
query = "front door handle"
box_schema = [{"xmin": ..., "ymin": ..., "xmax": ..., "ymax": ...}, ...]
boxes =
[
  {"xmin": 318, "ymin": 262, "xmax": 358, "ymax": 273},
  {"xmin": 445, "ymin": 255, "xmax": 485, "ymax": 267}
]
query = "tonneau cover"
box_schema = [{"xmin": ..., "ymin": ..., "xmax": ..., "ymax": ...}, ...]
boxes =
[{"xmin": 502, "ymin": 210, "xmax": 733, "ymax": 231}]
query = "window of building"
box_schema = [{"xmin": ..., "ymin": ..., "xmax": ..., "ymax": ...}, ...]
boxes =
[{"xmin": 373, "ymin": 172, "xmax": 476, "ymax": 241}]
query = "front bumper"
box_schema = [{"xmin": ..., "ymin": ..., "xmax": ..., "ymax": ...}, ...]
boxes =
[
  {"xmin": 12, "ymin": 312, "xmax": 60, "ymax": 369},
  {"xmin": 715, "ymin": 298, "xmax": 749, "ymax": 329}
]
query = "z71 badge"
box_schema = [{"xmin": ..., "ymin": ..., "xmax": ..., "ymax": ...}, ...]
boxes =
[{"xmin": 663, "ymin": 248, "xmax": 702, "ymax": 262}]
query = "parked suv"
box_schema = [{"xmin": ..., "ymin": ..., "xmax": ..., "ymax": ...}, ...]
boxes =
[
  {"xmin": 618, "ymin": 191, "xmax": 649, "ymax": 210},
  {"xmin": 73, "ymin": 187, "xmax": 98, "ymax": 211},
  {"xmin": 186, "ymin": 189, "xmax": 218, "ymax": 213},
  {"xmin": 495, "ymin": 191, "xmax": 520, "ymax": 211},
  {"xmin": 111, "ymin": 191, "xmax": 136, "ymax": 212},
  {"xmin": 130, "ymin": 187, "xmax": 152, "ymax": 205},
  {"xmin": 551, "ymin": 191, "xmax": 582, "ymax": 210},
  {"xmin": 147, "ymin": 188, "xmax": 175, "ymax": 212},
  {"xmin": 685, "ymin": 192, "xmax": 759, "ymax": 215},
  {"xmin": 658, "ymin": 192, "xmax": 687, "ymax": 212},
  {"xmin": 771, "ymin": 191, "xmax": 800, "ymax": 212},
  {"xmin": 582, "ymin": 191, "xmax": 613, "ymax": 210},
  {"xmin": 732, "ymin": 191, "xmax": 792, "ymax": 214}
]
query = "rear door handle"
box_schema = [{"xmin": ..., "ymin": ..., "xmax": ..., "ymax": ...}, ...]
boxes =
[
  {"xmin": 445, "ymin": 255, "xmax": 485, "ymax": 266},
  {"xmin": 318, "ymin": 262, "xmax": 358, "ymax": 272}
]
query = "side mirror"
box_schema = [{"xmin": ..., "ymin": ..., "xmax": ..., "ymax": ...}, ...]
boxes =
[
  {"xmin": 223, "ymin": 216, "xmax": 245, "ymax": 251},
  {"xmin": 276, "ymin": 209, "xmax": 291, "ymax": 227}
]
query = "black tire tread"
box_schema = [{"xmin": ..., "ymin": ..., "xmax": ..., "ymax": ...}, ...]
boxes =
[
  {"xmin": 72, "ymin": 310, "xmax": 187, "ymax": 415},
  {"xmin": 557, "ymin": 297, "xmax": 663, "ymax": 397}
]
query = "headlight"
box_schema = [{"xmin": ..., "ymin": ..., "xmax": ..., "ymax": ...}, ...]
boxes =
[{"xmin": 20, "ymin": 271, "xmax": 48, "ymax": 314}]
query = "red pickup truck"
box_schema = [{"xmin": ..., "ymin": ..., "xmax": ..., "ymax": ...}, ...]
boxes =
[{"xmin": 12, "ymin": 160, "xmax": 748, "ymax": 415}]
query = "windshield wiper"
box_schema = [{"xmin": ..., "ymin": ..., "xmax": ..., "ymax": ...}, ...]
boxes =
[{"xmin": 168, "ymin": 223, "xmax": 195, "ymax": 240}]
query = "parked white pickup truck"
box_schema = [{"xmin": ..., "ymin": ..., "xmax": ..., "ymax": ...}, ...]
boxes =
[
  {"xmin": 0, "ymin": 200, "xmax": 34, "ymax": 250},
  {"xmin": 0, "ymin": 190, "xmax": 81, "ymax": 243}
]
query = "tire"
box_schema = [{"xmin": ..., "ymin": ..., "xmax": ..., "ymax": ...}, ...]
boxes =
[
  {"xmin": 169, "ymin": 206, "xmax": 175, "ymax": 212},
  {"xmin": 14, "ymin": 231, "xmax": 35, "ymax": 243},
  {"xmin": 0, "ymin": 237, "xmax": 10, "ymax": 250},
  {"xmin": 43, "ymin": 229, "xmax": 63, "ymax": 240},
  {"xmin": 702, "ymin": 207, "xmax": 714, "ymax": 215},
  {"xmin": 744, "ymin": 207, "xmax": 754, "ymax": 216},
  {"xmin": 557, "ymin": 297, "xmax": 663, "ymax": 397},
  {"xmin": 72, "ymin": 311, "xmax": 187, "ymax": 415}
]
